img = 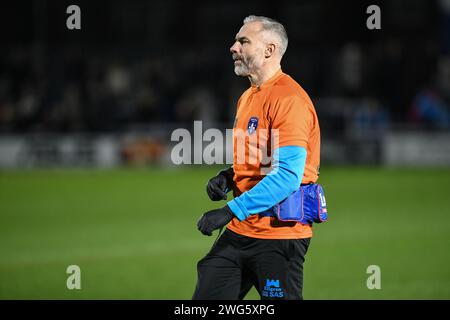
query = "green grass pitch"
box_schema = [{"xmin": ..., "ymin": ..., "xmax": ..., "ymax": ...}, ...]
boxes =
[{"xmin": 1, "ymin": 166, "xmax": 450, "ymax": 299}]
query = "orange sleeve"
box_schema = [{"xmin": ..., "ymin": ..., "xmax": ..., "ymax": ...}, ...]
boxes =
[{"xmin": 270, "ymin": 95, "xmax": 313, "ymax": 148}]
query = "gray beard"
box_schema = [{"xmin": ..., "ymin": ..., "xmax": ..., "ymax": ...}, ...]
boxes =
[
  {"xmin": 234, "ymin": 54, "xmax": 263, "ymax": 77},
  {"xmin": 234, "ymin": 58, "xmax": 258, "ymax": 77},
  {"xmin": 234, "ymin": 63, "xmax": 250, "ymax": 76}
]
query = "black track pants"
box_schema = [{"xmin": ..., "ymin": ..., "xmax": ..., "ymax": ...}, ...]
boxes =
[{"xmin": 192, "ymin": 229, "xmax": 311, "ymax": 300}]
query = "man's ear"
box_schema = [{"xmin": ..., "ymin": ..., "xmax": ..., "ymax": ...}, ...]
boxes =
[{"xmin": 265, "ymin": 44, "xmax": 276, "ymax": 58}]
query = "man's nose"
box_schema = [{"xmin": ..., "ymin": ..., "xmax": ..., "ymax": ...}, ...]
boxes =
[{"xmin": 230, "ymin": 42, "xmax": 239, "ymax": 54}]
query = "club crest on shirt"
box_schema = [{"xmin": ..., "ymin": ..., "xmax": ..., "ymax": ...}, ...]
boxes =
[{"xmin": 247, "ymin": 117, "xmax": 258, "ymax": 135}]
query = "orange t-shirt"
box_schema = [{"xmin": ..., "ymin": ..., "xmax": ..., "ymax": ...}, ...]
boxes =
[{"xmin": 227, "ymin": 69, "xmax": 321, "ymax": 239}]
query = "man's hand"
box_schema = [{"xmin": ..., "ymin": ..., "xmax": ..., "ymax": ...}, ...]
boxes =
[
  {"xmin": 206, "ymin": 174, "xmax": 228, "ymax": 201},
  {"xmin": 206, "ymin": 167, "xmax": 234, "ymax": 201},
  {"xmin": 197, "ymin": 205, "xmax": 234, "ymax": 236}
]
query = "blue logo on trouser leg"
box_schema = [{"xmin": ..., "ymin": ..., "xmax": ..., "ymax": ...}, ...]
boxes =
[{"xmin": 261, "ymin": 279, "xmax": 284, "ymax": 298}]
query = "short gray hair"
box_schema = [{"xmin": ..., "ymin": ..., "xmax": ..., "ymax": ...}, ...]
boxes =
[{"xmin": 243, "ymin": 15, "xmax": 288, "ymax": 57}]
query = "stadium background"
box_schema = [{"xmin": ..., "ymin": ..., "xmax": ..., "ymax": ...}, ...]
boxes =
[{"xmin": 0, "ymin": 0, "xmax": 449, "ymax": 299}]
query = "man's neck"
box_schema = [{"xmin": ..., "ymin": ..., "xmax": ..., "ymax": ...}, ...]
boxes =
[{"xmin": 248, "ymin": 64, "xmax": 281, "ymax": 87}]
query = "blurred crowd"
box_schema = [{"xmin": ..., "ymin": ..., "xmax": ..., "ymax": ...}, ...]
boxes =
[
  {"xmin": 0, "ymin": 47, "xmax": 230, "ymax": 132},
  {"xmin": 1, "ymin": 45, "xmax": 449, "ymax": 135}
]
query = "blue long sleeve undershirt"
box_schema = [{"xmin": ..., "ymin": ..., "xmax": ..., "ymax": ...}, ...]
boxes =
[{"xmin": 227, "ymin": 146, "xmax": 307, "ymax": 221}]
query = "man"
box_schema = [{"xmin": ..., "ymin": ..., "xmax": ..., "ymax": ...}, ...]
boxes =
[{"xmin": 193, "ymin": 15, "xmax": 321, "ymax": 300}]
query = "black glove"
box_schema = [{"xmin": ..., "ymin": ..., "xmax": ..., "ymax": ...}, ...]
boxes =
[
  {"xmin": 206, "ymin": 167, "xmax": 234, "ymax": 201},
  {"xmin": 197, "ymin": 205, "xmax": 234, "ymax": 236}
]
